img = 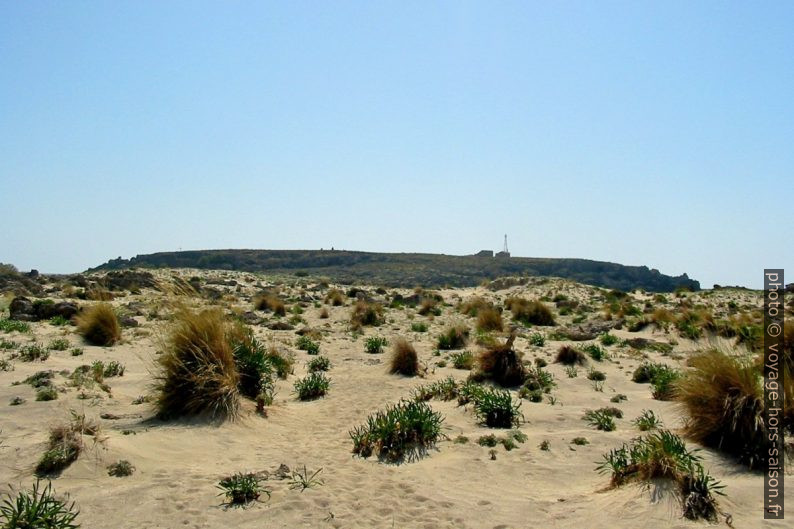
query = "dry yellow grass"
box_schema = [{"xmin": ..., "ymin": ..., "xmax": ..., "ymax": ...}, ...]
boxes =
[{"xmin": 76, "ymin": 303, "xmax": 121, "ymax": 346}]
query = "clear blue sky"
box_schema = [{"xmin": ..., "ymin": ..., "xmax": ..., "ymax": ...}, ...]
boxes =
[{"xmin": 1, "ymin": 1, "xmax": 792, "ymax": 289}]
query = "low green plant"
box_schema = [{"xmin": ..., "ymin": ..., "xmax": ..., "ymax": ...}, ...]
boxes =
[
  {"xmin": 583, "ymin": 343, "xmax": 607, "ymax": 361},
  {"xmin": 450, "ymin": 350, "xmax": 474, "ymax": 370},
  {"xmin": 69, "ymin": 348, "xmax": 83, "ymax": 357},
  {"xmin": 596, "ymin": 430, "xmax": 723, "ymax": 521},
  {"xmin": 364, "ymin": 336, "xmax": 388, "ymax": 354},
  {"xmin": 586, "ymin": 368, "xmax": 606, "ymax": 381},
  {"xmin": 49, "ymin": 315, "xmax": 71, "ymax": 326},
  {"xmin": 571, "ymin": 437, "xmax": 589, "ymax": 446},
  {"xmin": 0, "ymin": 319, "xmax": 30, "ymax": 333},
  {"xmin": 48, "ymin": 339, "xmax": 70, "ymax": 351},
  {"xmin": 411, "ymin": 377, "xmax": 459, "ymax": 402},
  {"xmin": 294, "ymin": 372, "xmax": 330, "ymax": 400},
  {"xmin": 437, "ymin": 325, "xmax": 469, "ymax": 350},
  {"xmin": 528, "ymin": 333, "xmax": 545, "ymax": 347},
  {"xmin": 410, "ymin": 322, "xmax": 428, "ymax": 333},
  {"xmin": 289, "ymin": 466, "xmax": 324, "ymax": 492},
  {"xmin": 107, "ymin": 460, "xmax": 135, "ymax": 477},
  {"xmin": 349, "ymin": 400, "xmax": 444, "ymax": 462},
  {"xmin": 217, "ymin": 473, "xmax": 269, "ymax": 505},
  {"xmin": 36, "ymin": 387, "xmax": 58, "ymax": 401},
  {"xmin": 296, "ymin": 335, "xmax": 320, "ymax": 355},
  {"xmin": 599, "ymin": 332, "xmax": 619, "ymax": 346},
  {"xmin": 584, "ymin": 409, "xmax": 617, "ymax": 431},
  {"xmin": 477, "ymin": 434, "xmax": 499, "ymax": 447},
  {"xmin": 0, "ymin": 339, "xmax": 16, "ymax": 350},
  {"xmin": 18, "ymin": 343, "xmax": 49, "ymax": 362},
  {"xmin": 0, "ymin": 480, "xmax": 79, "ymax": 528},
  {"xmin": 565, "ymin": 366, "xmax": 578, "ymax": 378}
]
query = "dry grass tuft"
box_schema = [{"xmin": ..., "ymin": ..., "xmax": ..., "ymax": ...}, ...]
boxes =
[
  {"xmin": 350, "ymin": 300, "xmax": 384, "ymax": 329},
  {"xmin": 505, "ymin": 297, "xmax": 555, "ymax": 326},
  {"xmin": 389, "ymin": 338, "xmax": 419, "ymax": 376},
  {"xmin": 474, "ymin": 334, "xmax": 526, "ymax": 387},
  {"xmin": 324, "ymin": 289, "xmax": 345, "ymax": 306},
  {"xmin": 76, "ymin": 303, "xmax": 121, "ymax": 346},
  {"xmin": 476, "ymin": 306, "xmax": 503, "ymax": 332},
  {"xmin": 554, "ymin": 345, "xmax": 587, "ymax": 366},
  {"xmin": 677, "ymin": 346, "xmax": 766, "ymax": 468},
  {"xmin": 253, "ymin": 293, "xmax": 286, "ymax": 316},
  {"xmin": 154, "ymin": 308, "xmax": 240, "ymax": 420}
]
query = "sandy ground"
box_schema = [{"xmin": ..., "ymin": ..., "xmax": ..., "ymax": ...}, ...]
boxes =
[{"xmin": 0, "ymin": 270, "xmax": 790, "ymax": 528}]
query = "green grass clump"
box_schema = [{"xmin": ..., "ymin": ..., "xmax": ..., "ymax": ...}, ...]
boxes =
[
  {"xmin": 599, "ymin": 332, "xmax": 619, "ymax": 346},
  {"xmin": 634, "ymin": 409, "xmax": 663, "ymax": 431},
  {"xmin": 411, "ymin": 377, "xmax": 459, "ymax": 402},
  {"xmin": 349, "ymin": 400, "xmax": 444, "ymax": 463},
  {"xmin": 0, "ymin": 480, "xmax": 79, "ymax": 528},
  {"xmin": 307, "ymin": 355, "xmax": 331, "ymax": 372},
  {"xmin": 217, "ymin": 473, "xmax": 269, "ymax": 505},
  {"xmin": 295, "ymin": 335, "xmax": 320, "ymax": 355},
  {"xmin": 437, "ymin": 325, "xmax": 469, "ymax": 350},
  {"xmin": 477, "ymin": 434, "xmax": 498, "ymax": 447},
  {"xmin": 472, "ymin": 387, "xmax": 522, "ymax": 428},
  {"xmin": 450, "ymin": 350, "xmax": 474, "ymax": 370},
  {"xmin": 584, "ymin": 409, "xmax": 617, "ymax": 431},
  {"xmin": 230, "ymin": 332, "xmax": 276, "ymax": 399},
  {"xmin": 571, "ymin": 437, "xmax": 589, "ymax": 446},
  {"xmin": 364, "ymin": 336, "xmax": 388, "ymax": 354},
  {"xmin": 154, "ymin": 308, "xmax": 240, "ymax": 420},
  {"xmin": 294, "ymin": 372, "xmax": 330, "ymax": 400},
  {"xmin": 69, "ymin": 348, "xmax": 83, "ymax": 356},
  {"xmin": 35, "ymin": 412, "xmax": 99, "ymax": 477},
  {"xmin": 36, "ymin": 387, "xmax": 58, "ymax": 401},
  {"xmin": 583, "ymin": 343, "xmax": 607, "ymax": 361},
  {"xmin": 596, "ymin": 430, "xmax": 723, "ymax": 521},
  {"xmin": 49, "ymin": 315, "xmax": 71, "ymax": 326},
  {"xmin": 528, "ymin": 333, "xmax": 545, "ymax": 347},
  {"xmin": 0, "ymin": 319, "xmax": 30, "ymax": 333},
  {"xmin": 410, "ymin": 322, "xmax": 428, "ymax": 333}
]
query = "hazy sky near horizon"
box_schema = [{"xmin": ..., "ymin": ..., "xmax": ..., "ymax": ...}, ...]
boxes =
[{"xmin": 1, "ymin": 2, "xmax": 792, "ymax": 289}]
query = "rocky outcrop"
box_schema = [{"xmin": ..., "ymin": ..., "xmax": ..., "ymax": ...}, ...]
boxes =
[{"xmin": 9, "ymin": 296, "xmax": 79, "ymax": 322}]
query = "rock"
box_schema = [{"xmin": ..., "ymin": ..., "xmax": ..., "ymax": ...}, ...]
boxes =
[
  {"xmin": 275, "ymin": 464, "xmax": 291, "ymax": 479},
  {"xmin": 238, "ymin": 311, "xmax": 261, "ymax": 325},
  {"xmin": 268, "ymin": 321, "xmax": 294, "ymax": 331},
  {"xmin": 119, "ymin": 316, "xmax": 139, "ymax": 328},
  {"xmin": 26, "ymin": 269, "xmax": 40, "ymax": 279},
  {"xmin": 100, "ymin": 270, "xmax": 157, "ymax": 291},
  {"xmin": 9, "ymin": 296, "xmax": 35, "ymax": 321},
  {"xmin": 559, "ymin": 319, "xmax": 623, "ymax": 341}
]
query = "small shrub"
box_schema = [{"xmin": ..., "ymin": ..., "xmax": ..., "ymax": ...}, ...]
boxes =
[
  {"xmin": 18, "ymin": 343, "xmax": 49, "ymax": 362},
  {"xmin": 307, "ymin": 355, "xmax": 331, "ymax": 372},
  {"xmin": 571, "ymin": 437, "xmax": 589, "ymax": 446},
  {"xmin": 411, "ymin": 377, "xmax": 459, "ymax": 402},
  {"xmin": 69, "ymin": 348, "xmax": 83, "ymax": 357},
  {"xmin": 0, "ymin": 480, "xmax": 79, "ymax": 528},
  {"xmin": 21, "ymin": 370, "xmax": 55, "ymax": 388},
  {"xmin": 324, "ymin": 289, "xmax": 345, "ymax": 306},
  {"xmin": 565, "ymin": 366, "xmax": 578, "ymax": 378},
  {"xmin": 539, "ymin": 440, "xmax": 550, "ymax": 451},
  {"xmin": 76, "ymin": 303, "xmax": 121, "ymax": 346},
  {"xmin": 389, "ymin": 338, "xmax": 419, "ymax": 376},
  {"xmin": 36, "ymin": 387, "xmax": 59, "ymax": 401},
  {"xmin": 49, "ymin": 315, "xmax": 71, "ymax": 326},
  {"xmin": 554, "ymin": 345, "xmax": 586, "ymax": 366},
  {"xmin": 107, "ymin": 460, "xmax": 135, "ymax": 477},
  {"xmin": 610, "ymin": 393, "xmax": 627, "ymax": 403},
  {"xmin": 294, "ymin": 372, "xmax": 330, "ymax": 400},
  {"xmin": 450, "ymin": 350, "xmax": 474, "ymax": 370},
  {"xmin": 477, "ymin": 434, "xmax": 498, "ymax": 447},
  {"xmin": 35, "ymin": 412, "xmax": 99, "ymax": 477},
  {"xmin": 217, "ymin": 473, "xmax": 269, "ymax": 505},
  {"xmin": 48, "ymin": 339, "xmax": 70, "ymax": 351},
  {"xmin": 650, "ymin": 366, "xmax": 680, "ymax": 401},
  {"xmin": 349, "ymin": 400, "xmax": 444, "ymax": 462},
  {"xmin": 364, "ymin": 336, "xmax": 388, "ymax": 354},
  {"xmin": 586, "ymin": 368, "xmax": 606, "ymax": 381},
  {"xmin": 522, "ymin": 365, "xmax": 555, "ymax": 393},
  {"xmin": 437, "ymin": 325, "xmax": 469, "ymax": 350}
]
